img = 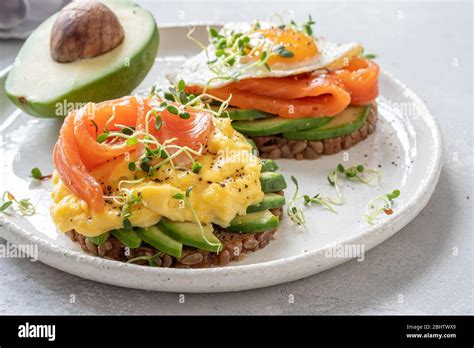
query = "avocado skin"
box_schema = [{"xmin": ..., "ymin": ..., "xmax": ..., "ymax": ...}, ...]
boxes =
[
  {"xmin": 260, "ymin": 172, "xmax": 287, "ymax": 193},
  {"xmin": 86, "ymin": 231, "xmax": 111, "ymax": 245},
  {"xmin": 228, "ymin": 210, "xmax": 280, "ymax": 233},
  {"xmin": 232, "ymin": 116, "xmax": 332, "ymax": 136},
  {"xmin": 260, "ymin": 159, "xmax": 279, "ymax": 173},
  {"xmin": 5, "ymin": 9, "xmax": 159, "ymax": 118},
  {"xmin": 158, "ymin": 218, "xmax": 222, "ymax": 253},
  {"xmin": 136, "ymin": 225, "xmax": 183, "ymax": 258},
  {"xmin": 225, "ymin": 108, "xmax": 273, "ymax": 121},
  {"xmin": 111, "ymin": 228, "xmax": 142, "ymax": 249},
  {"xmin": 283, "ymin": 105, "xmax": 370, "ymax": 141},
  {"xmin": 246, "ymin": 138, "xmax": 259, "ymax": 155},
  {"xmin": 246, "ymin": 193, "xmax": 285, "ymax": 213}
]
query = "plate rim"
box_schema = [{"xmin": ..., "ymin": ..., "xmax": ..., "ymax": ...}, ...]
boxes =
[{"xmin": 0, "ymin": 27, "xmax": 443, "ymax": 292}]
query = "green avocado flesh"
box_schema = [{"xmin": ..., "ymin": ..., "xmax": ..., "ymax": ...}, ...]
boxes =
[
  {"xmin": 87, "ymin": 231, "xmax": 111, "ymax": 245},
  {"xmin": 136, "ymin": 225, "xmax": 183, "ymax": 258},
  {"xmin": 260, "ymin": 159, "xmax": 279, "ymax": 173},
  {"xmin": 246, "ymin": 193, "xmax": 286, "ymax": 213},
  {"xmin": 224, "ymin": 108, "xmax": 273, "ymax": 121},
  {"xmin": 228, "ymin": 210, "xmax": 279, "ymax": 233},
  {"xmin": 111, "ymin": 228, "xmax": 142, "ymax": 249},
  {"xmin": 246, "ymin": 138, "xmax": 259, "ymax": 155},
  {"xmin": 232, "ymin": 115, "xmax": 332, "ymax": 136},
  {"xmin": 5, "ymin": 0, "xmax": 159, "ymax": 118},
  {"xmin": 260, "ymin": 172, "xmax": 287, "ymax": 193},
  {"xmin": 157, "ymin": 218, "xmax": 223, "ymax": 253},
  {"xmin": 283, "ymin": 105, "xmax": 370, "ymax": 141}
]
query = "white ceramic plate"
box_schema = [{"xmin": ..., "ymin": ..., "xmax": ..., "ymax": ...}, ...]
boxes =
[{"xmin": 0, "ymin": 25, "xmax": 442, "ymax": 293}]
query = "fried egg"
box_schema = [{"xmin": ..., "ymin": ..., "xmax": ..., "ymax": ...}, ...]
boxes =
[{"xmin": 174, "ymin": 22, "xmax": 363, "ymax": 89}]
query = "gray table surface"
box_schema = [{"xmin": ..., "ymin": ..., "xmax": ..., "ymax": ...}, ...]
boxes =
[{"xmin": 0, "ymin": 0, "xmax": 472, "ymax": 315}]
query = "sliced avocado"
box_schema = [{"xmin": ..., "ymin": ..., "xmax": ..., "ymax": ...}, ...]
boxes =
[
  {"xmin": 111, "ymin": 228, "xmax": 142, "ymax": 249},
  {"xmin": 247, "ymin": 193, "xmax": 286, "ymax": 213},
  {"xmin": 158, "ymin": 218, "xmax": 222, "ymax": 253},
  {"xmin": 228, "ymin": 210, "xmax": 279, "ymax": 233},
  {"xmin": 260, "ymin": 172, "xmax": 287, "ymax": 192},
  {"xmin": 246, "ymin": 138, "xmax": 259, "ymax": 156},
  {"xmin": 283, "ymin": 105, "xmax": 370, "ymax": 141},
  {"xmin": 5, "ymin": 0, "xmax": 159, "ymax": 118},
  {"xmin": 223, "ymin": 108, "xmax": 273, "ymax": 121},
  {"xmin": 232, "ymin": 116, "xmax": 332, "ymax": 136},
  {"xmin": 136, "ymin": 225, "xmax": 182, "ymax": 258},
  {"xmin": 260, "ymin": 159, "xmax": 279, "ymax": 173},
  {"xmin": 87, "ymin": 231, "xmax": 111, "ymax": 246}
]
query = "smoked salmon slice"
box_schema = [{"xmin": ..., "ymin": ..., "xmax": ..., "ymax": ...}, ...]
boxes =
[
  {"xmin": 187, "ymin": 73, "xmax": 351, "ymax": 118},
  {"xmin": 186, "ymin": 58, "xmax": 379, "ymax": 118},
  {"xmin": 53, "ymin": 96, "xmax": 213, "ymax": 213},
  {"xmin": 53, "ymin": 114, "xmax": 105, "ymax": 212},
  {"xmin": 332, "ymin": 58, "xmax": 380, "ymax": 105},
  {"xmin": 138, "ymin": 99, "xmax": 213, "ymax": 155},
  {"xmin": 73, "ymin": 97, "xmax": 143, "ymax": 169}
]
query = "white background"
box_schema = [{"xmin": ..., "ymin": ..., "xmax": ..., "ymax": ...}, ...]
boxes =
[{"xmin": 0, "ymin": 0, "xmax": 472, "ymax": 314}]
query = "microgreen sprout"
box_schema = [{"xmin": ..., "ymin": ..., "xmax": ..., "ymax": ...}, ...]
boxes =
[
  {"xmin": 166, "ymin": 105, "xmax": 179, "ymax": 115},
  {"xmin": 287, "ymin": 176, "xmax": 306, "ymax": 226},
  {"xmin": 153, "ymin": 81, "xmax": 231, "ymax": 120},
  {"xmin": 326, "ymin": 163, "xmax": 381, "ymax": 205},
  {"xmin": 364, "ymin": 189, "xmax": 401, "ymax": 224},
  {"xmin": 126, "ymin": 137, "xmax": 138, "ymax": 146},
  {"xmin": 287, "ymin": 175, "xmax": 340, "ymax": 226},
  {"xmin": 273, "ymin": 44, "xmax": 294, "ymax": 58},
  {"xmin": 177, "ymin": 79, "xmax": 186, "ymax": 92},
  {"xmin": 96, "ymin": 132, "xmax": 109, "ymax": 143},
  {"xmin": 0, "ymin": 200, "xmax": 13, "ymax": 212},
  {"xmin": 31, "ymin": 167, "xmax": 42, "ymax": 179},
  {"xmin": 191, "ymin": 161, "xmax": 203, "ymax": 174},
  {"xmin": 302, "ymin": 15, "xmax": 316, "ymax": 36},
  {"xmin": 149, "ymin": 84, "xmax": 157, "ymax": 97},
  {"xmin": 121, "ymin": 189, "xmax": 143, "ymax": 230},
  {"xmin": 30, "ymin": 167, "xmax": 51, "ymax": 181},
  {"xmin": 360, "ymin": 48, "xmax": 377, "ymax": 60},
  {"xmin": 363, "ymin": 53, "xmax": 377, "ymax": 60},
  {"xmin": 329, "ymin": 163, "xmax": 381, "ymax": 186},
  {"xmin": 284, "ymin": 15, "xmax": 316, "ymax": 36},
  {"xmin": 0, "ymin": 191, "xmax": 35, "ymax": 216},
  {"xmin": 302, "ymin": 193, "xmax": 338, "ymax": 213},
  {"xmin": 155, "ymin": 115, "xmax": 162, "ymax": 131},
  {"xmin": 121, "ymin": 127, "xmax": 134, "ymax": 136},
  {"xmin": 127, "ymin": 250, "xmax": 164, "ymax": 266},
  {"xmin": 90, "ymin": 119, "xmax": 99, "ymax": 135},
  {"xmin": 326, "ymin": 169, "xmax": 343, "ymax": 204},
  {"xmin": 103, "ymin": 180, "xmax": 144, "ymax": 229}
]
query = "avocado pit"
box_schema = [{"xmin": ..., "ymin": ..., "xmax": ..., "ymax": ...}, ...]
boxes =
[{"xmin": 50, "ymin": 1, "xmax": 125, "ymax": 63}]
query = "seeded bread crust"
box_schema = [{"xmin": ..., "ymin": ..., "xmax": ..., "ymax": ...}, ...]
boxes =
[
  {"xmin": 252, "ymin": 103, "xmax": 378, "ymax": 160},
  {"xmin": 67, "ymin": 205, "xmax": 283, "ymax": 268}
]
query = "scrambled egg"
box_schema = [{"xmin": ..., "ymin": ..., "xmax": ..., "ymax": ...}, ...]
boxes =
[{"xmin": 50, "ymin": 118, "xmax": 264, "ymax": 237}]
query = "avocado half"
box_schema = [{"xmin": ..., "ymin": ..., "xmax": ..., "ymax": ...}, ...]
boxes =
[{"xmin": 5, "ymin": 0, "xmax": 159, "ymax": 118}]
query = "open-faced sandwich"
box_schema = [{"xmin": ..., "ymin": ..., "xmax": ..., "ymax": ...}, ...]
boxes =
[
  {"xmin": 174, "ymin": 18, "xmax": 379, "ymax": 159},
  {"xmin": 50, "ymin": 90, "xmax": 287, "ymax": 268}
]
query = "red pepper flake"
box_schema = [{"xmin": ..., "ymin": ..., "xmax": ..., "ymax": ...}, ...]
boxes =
[{"xmin": 383, "ymin": 208, "xmax": 393, "ymax": 215}]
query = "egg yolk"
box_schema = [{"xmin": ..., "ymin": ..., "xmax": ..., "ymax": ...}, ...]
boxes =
[{"xmin": 252, "ymin": 28, "xmax": 319, "ymax": 66}]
